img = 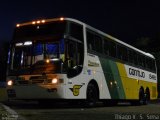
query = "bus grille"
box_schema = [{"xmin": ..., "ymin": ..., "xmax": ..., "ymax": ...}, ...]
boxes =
[
  {"xmin": 31, "ymin": 79, "xmax": 45, "ymax": 84},
  {"xmin": 18, "ymin": 81, "xmax": 29, "ymax": 85},
  {"xmin": 17, "ymin": 76, "xmax": 51, "ymax": 85},
  {"xmin": 30, "ymin": 76, "xmax": 46, "ymax": 84},
  {"xmin": 17, "ymin": 79, "xmax": 45, "ymax": 85}
]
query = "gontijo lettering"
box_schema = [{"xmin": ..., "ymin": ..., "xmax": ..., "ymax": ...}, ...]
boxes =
[
  {"xmin": 129, "ymin": 68, "xmax": 145, "ymax": 78},
  {"xmin": 149, "ymin": 74, "xmax": 156, "ymax": 80}
]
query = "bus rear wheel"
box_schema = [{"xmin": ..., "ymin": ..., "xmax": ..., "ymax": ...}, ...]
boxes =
[
  {"xmin": 143, "ymin": 88, "xmax": 150, "ymax": 105},
  {"xmin": 139, "ymin": 89, "xmax": 144, "ymax": 105},
  {"xmin": 131, "ymin": 88, "xmax": 146, "ymax": 106},
  {"xmin": 86, "ymin": 83, "xmax": 98, "ymax": 107},
  {"xmin": 138, "ymin": 87, "xmax": 148, "ymax": 105}
]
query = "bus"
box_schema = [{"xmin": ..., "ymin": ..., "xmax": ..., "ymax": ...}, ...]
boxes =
[{"xmin": 6, "ymin": 17, "xmax": 157, "ymax": 106}]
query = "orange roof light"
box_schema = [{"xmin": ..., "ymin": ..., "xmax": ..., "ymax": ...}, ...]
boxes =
[
  {"xmin": 60, "ymin": 17, "xmax": 64, "ymax": 21},
  {"xmin": 16, "ymin": 24, "xmax": 20, "ymax": 27},
  {"xmin": 37, "ymin": 21, "xmax": 41, "ymax": 24},
  {"xmin": 41, "ymin": 20, "xmax": 45, "ymax": 23},
  {"xmin": 32, "ymin": 21, "xmax": 36, "ymax": 24},
  {"xmin": 46, "ymin": 59, "xmax": 50, "ymax": 63}
]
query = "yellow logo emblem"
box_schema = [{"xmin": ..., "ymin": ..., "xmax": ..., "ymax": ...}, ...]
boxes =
[{"xmin": 70, "ymin": 85, "xmax": 82, "ymax": 96}]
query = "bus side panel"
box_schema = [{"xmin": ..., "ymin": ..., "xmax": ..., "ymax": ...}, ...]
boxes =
[
  {"xmin": 117, "ymin": 62, "xmax": 139, "ymax": 99},
  {"xmin": 117, "ymin": 63, "xmax": 157, "ymax": 100},
  {"xmin": 99, "ymin": 58, "xmax": 125, "ymax": 99},
  {"xmin": 87, "ymin": 55, "xmax": 111, "ymax": 99}
]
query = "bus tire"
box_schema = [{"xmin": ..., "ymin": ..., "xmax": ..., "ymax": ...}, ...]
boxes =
[
  {"xmin": 86, "ymin": 83, "xmax": 98, "ymax": 107},
  {"xmin": 143, "ymin": 88, "xmax": 150, "ymax": 105},
  {"xmin": 139, "ymin": 87, "xmax": 145, "ymax": 105}
]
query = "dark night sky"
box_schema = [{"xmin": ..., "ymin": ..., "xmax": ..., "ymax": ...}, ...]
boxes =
[{"xmin": 1, "ymin": 0, "xmax": 160, "ymax": 45}]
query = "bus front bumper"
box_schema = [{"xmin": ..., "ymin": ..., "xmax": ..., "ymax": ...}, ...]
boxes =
[{"xmin": 7, "ymin": 84, "xmax": 65, "ymax": 100}]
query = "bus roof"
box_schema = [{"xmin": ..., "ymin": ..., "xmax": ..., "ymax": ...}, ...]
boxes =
[
  {"xmin": 16, "ymin": 17, "xmax": 155, "ymax": 59},
  {"xmin": 65, "ymin": 18, "xmax": 155, "ymax": 59}
]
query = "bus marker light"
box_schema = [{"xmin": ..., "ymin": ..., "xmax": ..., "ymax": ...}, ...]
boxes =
[
  {"xmin": 32, "ymin": 21, "xmax": 36, "ymax": 24},
  {"xmin": 41, "ymin": 20, "xmax": 45, "ymax": 23},
  {"xmin": 7, "ymin": 80, "xmax": 13, "ymax": 86},
  {"xmin": 37, "ymin": 21, "xmax": 41, "ymax": 24},
  {"xmin": 114, "ymin": 81, "xmax": 117, "ymax": 85},
  {"xmin": 16, "ymin": 24, "xmax": 20, "ymax": 27},
  {"xmin": 110, "ymin": 82, "xmax": 113, "ymax": 86},
  {"xmin": 60, "ymin": 17, "xmax": 64, "ymax": 21},
  {"xmin": 52, "ymin": 78, "xmax": 58, "ymax": 84},
  {"xmin": 46, "ymin": 59, "xmax": 50, "ymax": 63}
]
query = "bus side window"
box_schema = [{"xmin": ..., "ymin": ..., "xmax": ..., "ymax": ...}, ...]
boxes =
[
  {"xmin": 128, "ymin": 50, "xmax": 134, "ymax": 64},
  {"xmin": 146, "ymin": 57, "xmax": 150, "ymax": 70},
  {"xmin": 66, "ymin": 42, "xmax": 74, "ymax": 68},
  {"xmin": 103, "ymin": 39, "xmax": 109, "ymax": 56},
  {"xmin": 138, "ymin": 54, "xmax": 145, "ymax": 68},
  {"xmin": 94, "ymin": 35, "xmax": 102, "ymax": 53},
  {"xmin": 108, "ymin": 41, "xmax": 116, "ymax": 58},
  {"xmin": 137, "ymin": 54, "xmax": 142, "ymax": 67},
  {"xmin": 152, "ymin": 59, "xmax": 156, "ymax": 72},
  {"xmin": 150, "ymin": 59, "xmax": 156, "ymax": 72},
  {"xmin": 133, "ymin": 52, "xmax": 138, "ymax": 65},
  {"xmin": 142, "ymin": 55, "xmax": 146, "ymax": 68},
  {"xmin": 117, "ymin": 45, "xmax": 128, "ymax": 61},
  {"xmin": 146, "ymin": 58, "xmax": 155, "ymax": 72},
  {"xmin": 123, "ymin": 47, "xmax": 128, "ymax": 61},
  {"xmin": 69, "ymin": 22, "xmax": 83, "ymax": 42},
  {"xmin": 87, "ymin": 31, "xmax": 94, "ymax": 51}
]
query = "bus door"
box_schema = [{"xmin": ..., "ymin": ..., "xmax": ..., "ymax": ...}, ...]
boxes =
[{"xmin": 65, "ymin": 39, "xmax": 85, "ymax": 98}]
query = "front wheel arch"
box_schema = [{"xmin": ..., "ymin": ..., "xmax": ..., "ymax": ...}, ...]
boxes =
[{"xmin": 86, "ymin": 80, "xmax": 99, "ymax": 107}]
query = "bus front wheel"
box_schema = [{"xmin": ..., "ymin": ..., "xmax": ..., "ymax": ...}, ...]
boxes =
[{"xmin": 86, "ymin": 83, "xmax": 98, "ymax": 107}]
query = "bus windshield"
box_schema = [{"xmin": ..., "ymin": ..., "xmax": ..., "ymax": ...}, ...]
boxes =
[
  {"xmin": 8, "ymin": 19, "xmax": 84, "ymax": 76},
  {"xmin": 9, "ymin": 39, "xmax": 65, "ymax": 75},
  {"xmin": 13, "ymin": 21, "xmax": 66, "ymax": 43}
]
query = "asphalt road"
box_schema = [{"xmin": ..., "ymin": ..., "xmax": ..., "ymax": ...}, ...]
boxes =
[{"xmin": 3, "ymin": 101, "xmax": 160, "ymax": 120}]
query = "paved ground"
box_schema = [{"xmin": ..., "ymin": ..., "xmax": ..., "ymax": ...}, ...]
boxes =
[
  {"xmin": 0, "ymin": 103, "xmax": 13, "ymax": 120},
  {"xmin": 2, "ymin": 100, "xmax": 160, "ymax": 120},
  {"xmin": 0, "ymin": 103, "xmax": 24, "ymax": 120}
]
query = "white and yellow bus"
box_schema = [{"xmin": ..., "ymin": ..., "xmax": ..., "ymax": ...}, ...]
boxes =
[{"xmin": 6, "ymin": 18, "xmax": 157, "ymax": 106}]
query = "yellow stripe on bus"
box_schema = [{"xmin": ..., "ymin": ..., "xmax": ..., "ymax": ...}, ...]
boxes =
[{"xmin": 116, "ymin": 62, "xmax": 157, "ymax": 100}]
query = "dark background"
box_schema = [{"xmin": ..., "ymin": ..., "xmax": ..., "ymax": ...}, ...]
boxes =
[
  {"xmin": 1, "ymin": 0, "xmax": 160, "ymax": 44},
  {"xmin": 0, "ymin": 0, "xmax": 160, "ymax": 94}
]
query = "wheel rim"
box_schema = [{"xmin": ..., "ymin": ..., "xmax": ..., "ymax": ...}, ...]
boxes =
[
  {"xmin": 87, "ymin": 84, "xmax": 97, "ymax": 106},
  {"xmin": 139, "ymin": 88, "xmax": 144, "ymax": 105}
]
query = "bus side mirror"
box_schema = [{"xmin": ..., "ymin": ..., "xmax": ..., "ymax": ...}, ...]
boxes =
[
  {"xmin": 67, "ymin": 68, "xmax": 77, "ymax": 78},
  {"xmin": 67, "ymin": 65, "xmax": 82, "ymax": 78}
]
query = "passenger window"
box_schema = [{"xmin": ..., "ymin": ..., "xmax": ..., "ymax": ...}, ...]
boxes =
[
  {"xmin": 109, "ymin": 41, "xmax": 116, "ymax": 58},
  {"xmin": 95, "ymin": 35, "xmax": 102, "ymax": 53},
  {"xmin": 117, "ymin": 45, "xmax": 128, "ymax": 62},
  {"xmin": 133, "ymin": 52, "xmax": 138, "ymax": 65},
  {"xmin": 69, "ymin": 22, "xmax": 83, "ymax": 42},
  {"xmin": 128, "ymin": 50, "xmax": 134, "ymax": 64},
  {"xmin": 103, "ymin": 39, "xmax": 109, "ymax": 56},
  {"xmin": 87, "ymin": 31, "xmax": 95, "ymax": 51}
]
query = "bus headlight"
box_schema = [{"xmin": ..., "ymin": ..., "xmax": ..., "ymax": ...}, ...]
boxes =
[
  {"xmin": 51, "ymin": 78, "xmax": 58, "ymax": 84},
  {"xmin": 7, "ymin": 80, "xmax": 13, "ymax": 86}
]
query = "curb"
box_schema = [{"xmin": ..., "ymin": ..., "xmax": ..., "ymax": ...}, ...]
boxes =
[{"xmin": 0, "ymin": 103, "xmax": 26, "ymax": 120}]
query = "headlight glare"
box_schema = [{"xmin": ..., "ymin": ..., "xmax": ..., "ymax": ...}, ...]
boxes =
[
  {"xmin": 7, "ymin": 80, "xmax": 13, "ymax": 86},
  {"xmin": 52, "ymin": 78, "xmax": 58, "ymax": 84}
]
